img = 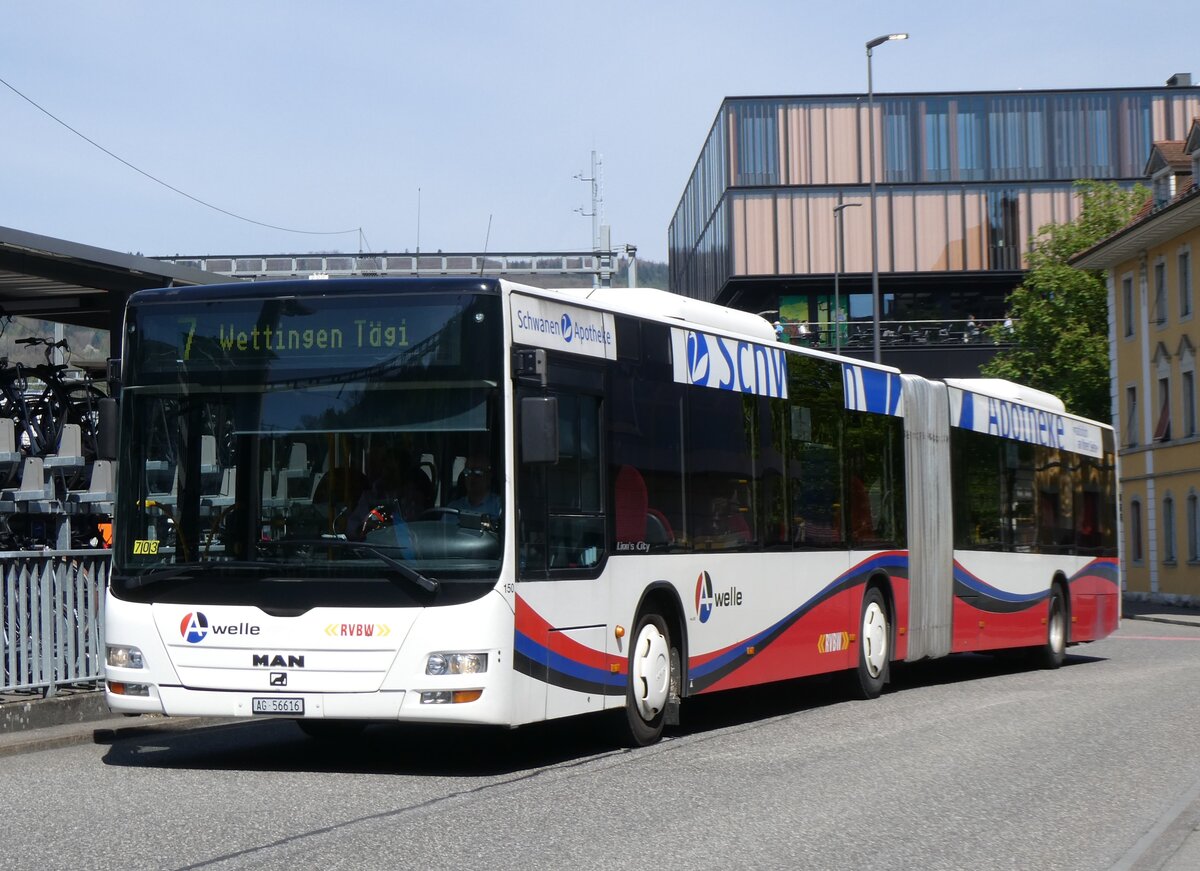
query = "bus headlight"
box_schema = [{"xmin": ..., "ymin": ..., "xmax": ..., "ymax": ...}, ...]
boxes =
[
  {"xmin": 106, "ymin": 646, "xmax": 144, "ymax": 669},
  {"xmin": 425, "ymin": 652, "xmax": 488, "ymax": 675}
]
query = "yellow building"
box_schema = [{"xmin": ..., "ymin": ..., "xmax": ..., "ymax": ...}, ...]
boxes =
[{"xmin": 1074, "ymin": 122, "xmax": 1200, "ymax": 603}]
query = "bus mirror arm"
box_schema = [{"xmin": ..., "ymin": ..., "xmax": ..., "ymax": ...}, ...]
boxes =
[
  {"xmin": 106, "ymin": 357, "xmax": 122, "ymax": 395},
  {"xmin": 97, "ymin": 396, "xmax": 118, "ymax": 462},
  {"xmin": 520, "ymin": 396, "xmax": 559, "ymax": 464}
]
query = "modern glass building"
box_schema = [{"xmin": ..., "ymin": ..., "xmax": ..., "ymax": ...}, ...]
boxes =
[{"xmin": 668, "ymin": 76, "xmax": 1200, "ymax": 373}]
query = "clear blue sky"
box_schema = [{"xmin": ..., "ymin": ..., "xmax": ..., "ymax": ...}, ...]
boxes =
[{"xmin": 1, "ymin": 1, "xmax": 1194, "ymax": 263}]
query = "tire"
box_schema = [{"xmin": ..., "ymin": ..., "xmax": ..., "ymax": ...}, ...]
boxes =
[
  {"xmin": 295, "ymin": 719, "xmax": 368, "ymax": 740},
  {"xmin": 850, "ymin": 586, "xmax": 890, "ymax": 700},
  {"xmin": 1035, "ymin": 586, "xmax": 1067, "ymax": 670},
  {"xmin": 622, "ymin": 612, "xmax": 674, "ymax": 747}
]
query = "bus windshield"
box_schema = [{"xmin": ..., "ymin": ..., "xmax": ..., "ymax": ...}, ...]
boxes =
[{"xmin": 110, "ymin": 286, "xmax": 505, "ymax": 605}]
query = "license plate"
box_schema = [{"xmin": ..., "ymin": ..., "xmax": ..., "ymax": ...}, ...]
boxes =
[{"xmin": 252, "ymin": 697, "xmax": 304, "ymax": 715}]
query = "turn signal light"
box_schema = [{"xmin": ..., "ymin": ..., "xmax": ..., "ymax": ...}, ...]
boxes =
[
  {"xmin": 107, "ymin": 681, "xmax": 149, "ymax": 697},
  {"xmin": 420, "ymin": 689, "xmax": 483, "ymax": 704}
]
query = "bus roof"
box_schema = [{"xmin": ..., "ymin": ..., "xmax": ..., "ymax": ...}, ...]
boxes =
[
  {"xmin": 944, "ymin": 378, "xmax": 1070, "ymax": 416},
  {"xmin": 509, "ymin": 282, "xmax": 778, "ymax": 344}
]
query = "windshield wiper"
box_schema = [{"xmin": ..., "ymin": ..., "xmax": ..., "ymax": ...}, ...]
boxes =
[
  {"xmin": 272, "ymin": 539, "xmax": 439, "ymax": 594},
  {"xmin": 120, "ymin": 560, "xmax": 280, "ymax": 589}
]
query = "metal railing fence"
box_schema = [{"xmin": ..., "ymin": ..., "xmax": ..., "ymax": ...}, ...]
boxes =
[{"xmin": 1, "ymin": 550, "xmax": 109, "ymax": 695}]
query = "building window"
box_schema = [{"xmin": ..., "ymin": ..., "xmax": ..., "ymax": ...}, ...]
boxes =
[
  {"xmin": 733, "ymin": 102, "xmax": 778, "ymax": 187},
  {"xmin": 1184, "ymin": 370, "xmax": 1197, "ymax": 438},
  {"xmin": 1155, "ymin": 261, "xmax": 1168, "ymax": 325},
  {"xmin": 1123, "ymin": 275, "xmax": 1135, "ymax": 338},
  {"xmin": 1153, "ymin": 173, "xmax": 1173, "ymax": 208},
  {"xmin": 1181, "ymin": 250, "xmax": 1193, "ymax": 319},
  {"xmin": 955, "ymin": 100, "xmax": 986, "ymax": 180},
  {"xmin": 1126, "ymin": 385, "xmax": 1138, "ymax": 447},
  {"xmin": 1154, "ymin": 376, "xmax": 1171, "ymax": 442},
  {"xmin": 923, "ymin": 101, "xmax": 951, "ymax": 181},
  {"xmin": 1131, "ymin": 498, "xmax": 1144, "ymax": 562},
  {"xmin": 1163, "ymin": 495, "xmax": 1176, "ymax": 563},
  {"xmin": 1187, "ymin": 492, "xmax": 1199, "ymax": 562},
  {"xmin": 987, "ymin": 190, "xmax": 1021, "ymax": 271}
]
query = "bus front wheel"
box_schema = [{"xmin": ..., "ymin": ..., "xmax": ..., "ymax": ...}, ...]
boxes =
[
  {"xmin": 850, "ymin": 586, "xmax": 890, "ymax": 700},
  {"xmin": 622, "ymin": 612, "xmax": 673, "ymax": 746}
]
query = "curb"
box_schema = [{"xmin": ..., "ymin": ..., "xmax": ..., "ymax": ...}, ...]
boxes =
[
  {"xmin": 1124, "ymin": 613, "xmax": 1200, "ymax": 629},
  {"xmin": 0, "ymin": 712, "xmax": 237, "ymax": 759},
  {"xmin": 0, "ymin": 690, "xmax": 109, "ymax": 735}
]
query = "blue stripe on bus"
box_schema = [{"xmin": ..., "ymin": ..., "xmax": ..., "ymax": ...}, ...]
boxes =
[
  {"xmin": 953, "ymin": 564, "xmax": 1046, "ymax": 604},
  {"xmin": 514, "ymin": 631, "xmax": 626, "ymax": 689}
]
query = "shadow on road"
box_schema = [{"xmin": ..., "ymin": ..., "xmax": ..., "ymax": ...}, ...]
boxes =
[{"xmin": 98, "ymin": 649, "xmax": 1105, "ymax": 776}]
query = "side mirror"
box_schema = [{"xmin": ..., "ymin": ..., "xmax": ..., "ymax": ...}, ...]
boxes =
[
  {"xmin": 97, "ymin": 397, "xmax": 118, "ymax": 461},
  {"xmin": 520, "ymin": 396, "xmax": 559, "ymax": 464}
]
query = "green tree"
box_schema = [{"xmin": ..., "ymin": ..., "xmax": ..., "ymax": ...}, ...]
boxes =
[{"xmin": 982, "ymin": 180, "xmax": 1148, "ymax": 421}]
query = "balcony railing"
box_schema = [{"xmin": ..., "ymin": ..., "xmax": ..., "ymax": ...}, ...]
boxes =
[{"xmin": 777, "ymin": 318, "xmax": 1014, "ymax": 349}]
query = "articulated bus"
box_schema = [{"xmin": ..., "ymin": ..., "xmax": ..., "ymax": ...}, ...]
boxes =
[{"xmin": 103, "ymin": 277, "xmax": 1119, "ymax": 745}]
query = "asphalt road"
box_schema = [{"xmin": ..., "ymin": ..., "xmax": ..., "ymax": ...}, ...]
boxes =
[{"xmin": 2, "ymin": 619, "xmax": 1199, "ymax": 871}]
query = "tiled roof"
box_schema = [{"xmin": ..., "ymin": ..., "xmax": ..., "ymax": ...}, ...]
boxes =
[{"xmin": 1146, "ymin": 140, "xmax": 1191, "ymax": 174}]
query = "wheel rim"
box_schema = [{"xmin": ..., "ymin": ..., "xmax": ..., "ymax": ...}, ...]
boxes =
[
  {"xmin": 862, "ymin": 601, "xmax": 888, "ymax": 678},
  {"xmin": 631, "ymin": 621, "xmax": 670, "ymax": 721},
  {"xmin": 1048, "ymin": 597, "xmax": 1065, "ymax": 653}
]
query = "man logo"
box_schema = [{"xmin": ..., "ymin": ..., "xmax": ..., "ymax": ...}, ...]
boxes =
[
  {"xmin": 180, "ymin": 612, "xmax": 209, "ymax": 644},
  {"xmin": 686, "ymin": 331, "xmax": 710, "ymax": 386},
  {"xmin": 695, "ymin": 571, "xmax": 714, "ymax": 623},
  {"xmin": 560, "ymin": 313, "xmax": 574, "ymax": 342}
]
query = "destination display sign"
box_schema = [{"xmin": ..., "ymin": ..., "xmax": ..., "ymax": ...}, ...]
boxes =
[{"xmin": 131, "ymin": 295, "xmax": 478, "ymax": 376}]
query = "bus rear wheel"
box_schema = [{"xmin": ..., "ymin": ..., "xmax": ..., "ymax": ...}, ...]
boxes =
[
  {"xmin": 1034, "ymin": 586, "xmax": 1067, "ymax": 670},
  {"xmin": 622, "ymin": 612, "xmax": 673, "ymax": 747},
  {"xmin": 850, "ymin": 587, "xmax": 890, "ymax": 700}
]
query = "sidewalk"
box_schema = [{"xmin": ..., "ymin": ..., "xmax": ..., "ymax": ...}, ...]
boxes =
[
  {"xmin": 1121, "ymin": 598, "xmax": 1200, "ymax": 628},
  {"xmin": 0, "ymin": 688, "xmax": 221, "ymax": 759}
]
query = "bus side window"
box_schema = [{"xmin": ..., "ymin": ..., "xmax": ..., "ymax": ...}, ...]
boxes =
[
  {"xmin": 787, "ymin": 354, "xmax": 846, "ymax": 549},
  {"xmin": 610, "ymin": 366, "xmax": 684, "ymax": 552},
  {"xmin": 518, "ymin": 388, "xmax": 605, "ymax": 575},
  {"xmin": 687, "ymin": 389, "xmax": 756, "ymax": 551}
]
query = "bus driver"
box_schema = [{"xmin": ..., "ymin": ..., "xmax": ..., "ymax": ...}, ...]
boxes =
[{"xmin": 448, "ymin": 455, "xmax": 502, "ymax": 518}]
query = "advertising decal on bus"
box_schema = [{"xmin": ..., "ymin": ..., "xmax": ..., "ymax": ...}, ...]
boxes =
[
  {"xmin": 841, "ymin": 364, "xmax": 903, "ymax": 416},
  {"xmin": 686, "ymin": 551, "xmax": 910, "ymax": 693},
  {"xmin": 694, "ymin": 570, "xmax": 742, "ymax": 624},
  {"xmin": 510, "ymin": 294, "xmax": 616, "ymax": 360},
  {"xmin": 949, "ymin": 386, "xmax": 1104, "ymax": 458},
  {"xmin": 669, "ymin": 329, "xmax": 788, "ymax": 399}
]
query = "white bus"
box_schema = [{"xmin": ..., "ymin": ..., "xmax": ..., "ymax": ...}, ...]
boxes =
[{"xmin": 103, "ymin": 277, "xmax": 1119, "ymax": 745}]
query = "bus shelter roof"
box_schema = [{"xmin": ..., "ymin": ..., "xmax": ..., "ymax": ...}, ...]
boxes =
[{"xmin": 0, "ymin": 224, "xmax": 231, "ymax": 336}]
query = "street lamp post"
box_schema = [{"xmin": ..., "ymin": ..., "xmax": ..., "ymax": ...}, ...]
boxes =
[
  {"xmin": 832, "ymin": 202, "xmax": 861, "ymax": 356},
  {"xmin": 866, "ymin": 32, "xmax": 908, "ymax": 364}
]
